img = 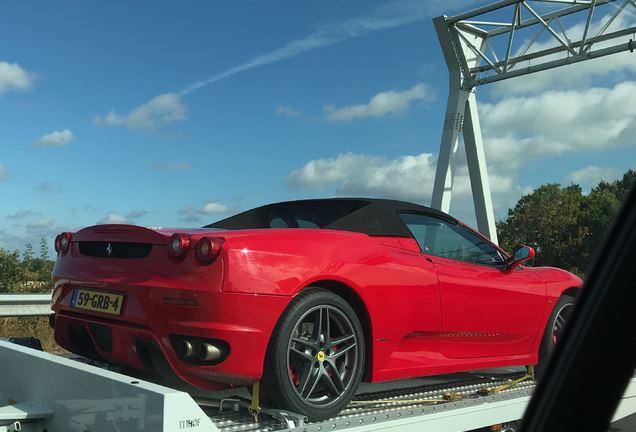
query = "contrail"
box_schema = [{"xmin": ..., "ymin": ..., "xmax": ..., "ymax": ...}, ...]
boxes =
[
  {"xmin": 95, "ymin": 0, "xmax": 473, "ymax": 129},
  {"xmin": 179, "ymin": 0, "xmax": 444, "ymax": 96}
]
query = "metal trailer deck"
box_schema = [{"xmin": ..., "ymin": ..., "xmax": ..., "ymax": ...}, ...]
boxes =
[{"xmin": 1, "ymin": 339, "xmax": 635, "ymax": 432}]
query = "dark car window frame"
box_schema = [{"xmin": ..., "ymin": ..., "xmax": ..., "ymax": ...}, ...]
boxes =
[{"xmin": 399, "ymin": 211, "xmax": 506, "ymax": 268}]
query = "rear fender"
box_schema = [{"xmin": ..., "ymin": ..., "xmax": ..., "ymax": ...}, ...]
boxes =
[{"xmin": 220, "ymin": 230, "xmax": 375, "ymax": 296}]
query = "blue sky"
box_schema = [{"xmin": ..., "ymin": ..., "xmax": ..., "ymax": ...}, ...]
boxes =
[{"xmin": 1, "ymin": 0, "xmax": 635, "ymax": 256}]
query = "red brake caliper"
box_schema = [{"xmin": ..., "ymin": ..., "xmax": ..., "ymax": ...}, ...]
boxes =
[{"xmin": 290, "ymin": 368, "xmax": 299, "ymax": 386}]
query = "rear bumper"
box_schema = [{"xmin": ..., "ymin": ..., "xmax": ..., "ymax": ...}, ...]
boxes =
[{"xmin": 52, "ymin": 283, "xmax": 290, "ymax": 390}]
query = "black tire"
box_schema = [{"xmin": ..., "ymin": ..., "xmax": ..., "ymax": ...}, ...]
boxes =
[
  {"xmin": 260, "ymin": 288, "xmax": 365, "ymax": 421},
  {"xmin": 535, "ymin": 294, "xmax": 575, "ymax": 380}
]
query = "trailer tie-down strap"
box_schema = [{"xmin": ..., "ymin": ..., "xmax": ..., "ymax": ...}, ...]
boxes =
[
  {"xmin": 477, "ymin": 365, "xmax": 535, "ymax": 396},
  {"xmin": 351, "ymin": 391, "xmax": 464, "ymax": 406},
  {"xmin": 249, "ymin": 381, "xmax": 261, "ymax": 422},
  {"xmin": 351, "ymin": 367, "xmax": 536, "ymax": 407}
]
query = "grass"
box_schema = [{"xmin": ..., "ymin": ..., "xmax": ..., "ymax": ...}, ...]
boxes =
[{"xmin": 0, "ymin": 316, "xmax": 67, "ymax": 354}]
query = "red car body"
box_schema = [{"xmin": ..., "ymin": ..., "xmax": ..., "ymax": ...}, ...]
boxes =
[{"xmin": 51, "ymin": 199, "xmax": 582, "ymax": 391}]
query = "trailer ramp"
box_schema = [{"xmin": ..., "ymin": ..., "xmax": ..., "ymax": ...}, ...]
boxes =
[{"xmin": 1, "ymin": 340, "xmax": 635, "ymax": 432}]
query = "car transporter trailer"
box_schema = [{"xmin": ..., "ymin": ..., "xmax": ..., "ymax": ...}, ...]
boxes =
[{"xmin": 1, "ymin": 339, "xmax": 635, "ymax": 432}]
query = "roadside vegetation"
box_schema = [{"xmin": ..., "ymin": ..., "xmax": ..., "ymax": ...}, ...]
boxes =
[
  {"xmin": 0, "ymin": 169, "xmax": 633, "ymax": 352},
  {"xmin": 0, "ymin": 239, "xmax": 60, "ymax": 352},
  {"xmin": 498, "ymin": 169, "xmax": 635, "ymax": 275}
]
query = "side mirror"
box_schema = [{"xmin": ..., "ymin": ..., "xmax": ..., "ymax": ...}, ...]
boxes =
[{"xmin": 505, "ymin": 245, "xmax": 536, "ymax": 272}]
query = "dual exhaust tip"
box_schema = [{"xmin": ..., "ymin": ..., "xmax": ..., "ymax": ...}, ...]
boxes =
[
  {"xmin": 178, "ymin": 340, "xmax": 222, "ymax": 362},
  {"xmin": 170, "ymin": 335, "xmax": 230, "ymax": 365}
]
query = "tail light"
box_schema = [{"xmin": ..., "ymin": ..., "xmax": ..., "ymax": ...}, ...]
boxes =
[
  {"xmin": 168, "ymin": 233, "xmax": 190, "ymax": 259},
  {"xmin": 195, "ymin": 237, "xmax": 223, "ymax": 264},
  {"xmin": 55, "ymin": 232, "xmax": 73, "ymax": 255}
]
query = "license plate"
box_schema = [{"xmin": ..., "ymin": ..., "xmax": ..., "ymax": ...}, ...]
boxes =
[{"xmin": 70, "ymin": 288, "xmax": 124, "ymax": 315}]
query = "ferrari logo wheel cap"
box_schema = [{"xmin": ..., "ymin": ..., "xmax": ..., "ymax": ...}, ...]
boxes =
[{"xmin": 316, "ymin": 351, "xmax": 325, "ymax": 362}]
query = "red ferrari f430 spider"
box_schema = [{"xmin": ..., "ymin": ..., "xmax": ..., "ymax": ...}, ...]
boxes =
[{"xmin": 51, "ymin": 199, "xmax": 581, "ymax": 420}]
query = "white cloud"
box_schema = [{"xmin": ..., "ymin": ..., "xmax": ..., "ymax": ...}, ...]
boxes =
[
  {"xmin": 202, "ymin": 202, "xmax": 230, "ymax": 214},
  {"xmin": 275, "ymin": 105, "xmax": 301, "ymax": 117},
  {"xmin": 25, "ymin": 217, "xmax": 55, "ymax": 233},
  {"xmin": 97, "ymin": 210, "xmax": 151, "ymax": 225},
  {"xmin": 33, "ymin": 129, "xmax": 74, "ymax": 147},
  {"xmin": 0, "ymin": 164, "xmax": 5, "ymax": 181},
  {"xmin": 94, "ymin": 93, "xmax": 187, "ymax": 130},
  {"xmin": 2, "ymin": 216, "xmax": 72, "ymax": 257},
  {"xmin": 287, "ymin": 152, "xmax": 372, "ymax": 189},
  {"xmin": 179, "ymin": 201, "xmax": 234, "ymax": 223},
  {"xmin": 6, "ymin": 209, "xmax": 36, "ymax": 220},
  {"xmin": 566, "ymin": 166, "xmax": 622, "ymax": 188},
  {"xmin": 125, "ymin": 209, "xmax": 151, "ymax": 219},
  {"xmin": 479, "ymin": 82, "xmax": 636, "ymax": 168},
  {"xmin": 0, "ymin": 61, "xmax": 34, "ymax": 94},
  {"xmin": 286, "ymin": 79, "xmax": 636, "ymax": 222},
  {"xmin": 20, "ymin": 218, "xmax": 63, "ymax": 254},
  {"xmin": 97, "ymin": 213, "xmax": 129, "ymax": 224},
  {"xmin": 324, "ymin": 83, "xmax": 435, "ymax": 122},
  {"xmin": 286, "ymin": 150, "xmax": 528, "ymax": 222},
  {"xmin": 287, "ymin": 151, "xmax": 450, "ymax": 203}
]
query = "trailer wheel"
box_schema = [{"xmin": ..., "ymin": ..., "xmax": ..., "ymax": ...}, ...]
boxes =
[
  {"xmin": 261, "ymin": 289, "xmax": 365, "ymax": 421},
  {"xmin": 535, "ymin": 294, "xmax": 575, "ymax": 379}
]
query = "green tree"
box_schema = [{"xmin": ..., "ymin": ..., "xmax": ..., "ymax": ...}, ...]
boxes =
[
  {"xmin": 578, "ymin": 186, "xmax": 621, "ymax": 270},
  {"xmin": 497, "ymin": 184, "xmax": 585, "ymax": 271},
  {"xmin": 0, "ymin": 239, "xmax": 55, "ymax": 293},
  {"xmin": 39, "ymin": 238, "xmax": 48, "ymax": 261},
  {"xmin": 577, "ymin": 169, "xmax": 635, "ymax": 271},
  {"xmin": 20, "ymin": 243, "xmax": 38, "ymax": 286},
  {"xmin": 23, "ymin": 243, "xmax": 33, "ymax": 266},
  {"xmin": 498, "ymin": 169, "xmax": 635, "ymax": 274},
  {"xmin": 35, "ymin": 238, "xmax": 54, "ymax": 286},
  {"xmin": 0, "ymin": 249, "xmax": 23, "ymax": 292}
]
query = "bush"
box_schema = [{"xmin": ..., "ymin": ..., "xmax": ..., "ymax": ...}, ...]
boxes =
[
  {"xmin": 0, "ymin": 317, "xmax": 66, "ymax": 354},
  {"xmin": 0, "ymin": 238, "xmax": 60, "ymax": 352},
  {"xmin": 0, "ymin": 238, "xmax": 54, "ymax": 293}
]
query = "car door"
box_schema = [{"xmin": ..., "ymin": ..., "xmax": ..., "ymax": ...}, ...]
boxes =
[{"xmin": 399, "ymin": 212, "xmax": 547, "ymax": 359}]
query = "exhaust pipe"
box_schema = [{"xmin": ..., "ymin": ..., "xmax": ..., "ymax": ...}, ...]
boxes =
[
  {"xmin": 198, "ymin": 342, "xmax": 222, "ymax": 362},
  {"xmin": 178, "ymin": 340, "xmax": 194, "ymax": 358},
  {"xmin": 170, "ymin": 335, "xmax": 228, "ymax": 363}
]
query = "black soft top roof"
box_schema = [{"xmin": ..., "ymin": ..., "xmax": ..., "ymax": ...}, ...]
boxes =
[{"xmin": 205, "ymin": 198, "xmax": 457, "ymax": 237}]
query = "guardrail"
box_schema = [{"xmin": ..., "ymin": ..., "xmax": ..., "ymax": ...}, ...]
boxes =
[{"xmin": 0, "ymin": 294, "xmax": 52, "ymax": 317}]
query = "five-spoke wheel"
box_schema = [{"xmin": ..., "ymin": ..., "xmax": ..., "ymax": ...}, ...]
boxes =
[
  {"xmin": 261, "ymin": 289, "xmax": 364, "ymax": 421},
  {"xmin": 287, "ymin": 305, "xmax": 360, "ymax": 406}
]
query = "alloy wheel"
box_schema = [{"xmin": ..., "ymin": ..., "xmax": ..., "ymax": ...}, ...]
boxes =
[
  {"xmin": 552, "ymin": 302, "xmax": 574, "ymax": 345},
  {"xmin": 286, "ymin": 305, "xmax": 360, "ymax": 407}
]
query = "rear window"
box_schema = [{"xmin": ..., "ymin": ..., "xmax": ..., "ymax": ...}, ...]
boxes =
[
  {"xmin": 207, "ymin": 200, "xmax": 370, "ymax": 230},
  {"xmin": 267, "ymin": 202, "xmax": 367, "ymax": 228}
]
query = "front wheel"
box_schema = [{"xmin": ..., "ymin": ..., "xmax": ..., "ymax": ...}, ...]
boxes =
[
  {"xmin": 535, "ymin": 294, "xmax": 575, "ymax": 379},
  {"xmin": 261, "ymin": 289, "xmax": 365, "ymax": 421}
]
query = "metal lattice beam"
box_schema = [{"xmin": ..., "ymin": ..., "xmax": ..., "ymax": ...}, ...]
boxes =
[
  {"xmin": 431, "ymin": 0, "xmax": 636, "ymax": 243},
  {"xmin": 448, "ymin": 0, "xmax": 636, "ymax": 87}
]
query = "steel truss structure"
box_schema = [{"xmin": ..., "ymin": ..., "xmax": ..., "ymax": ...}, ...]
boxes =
[{"xmin": 432, "ymin": 0, "xmax": 636, "ymax": 243}]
